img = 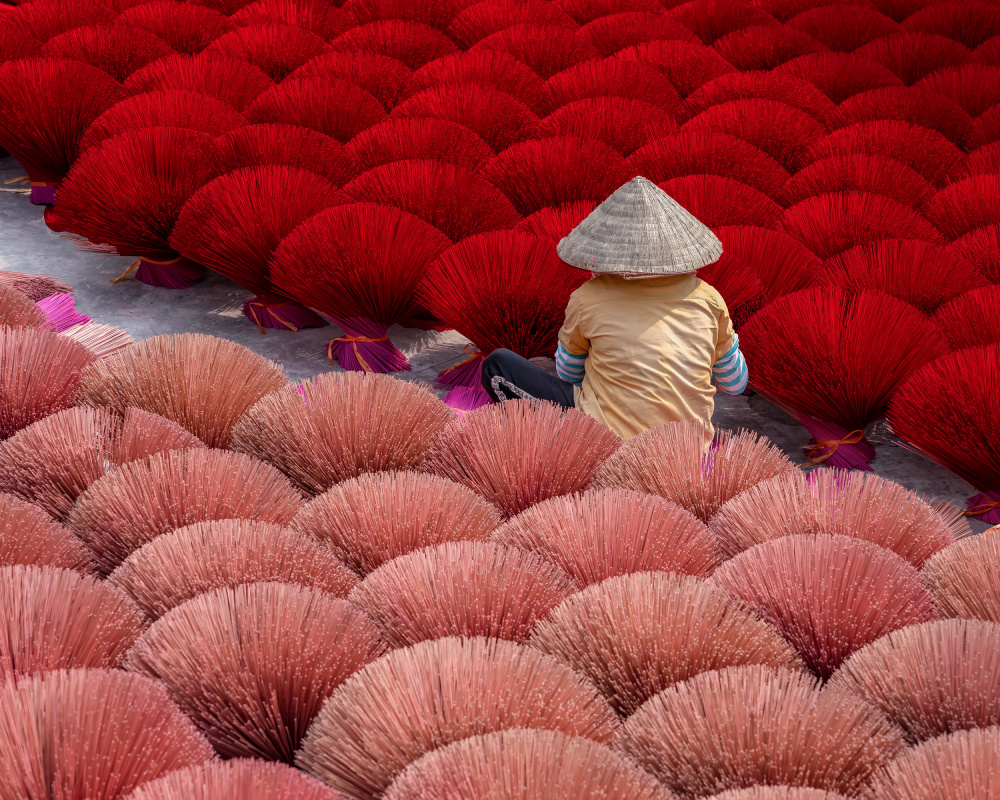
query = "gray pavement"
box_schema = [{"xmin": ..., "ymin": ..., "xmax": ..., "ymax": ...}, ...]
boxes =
[{"xmin": 0, "ymin": 154, "xmax": 987, "ymax": 530}]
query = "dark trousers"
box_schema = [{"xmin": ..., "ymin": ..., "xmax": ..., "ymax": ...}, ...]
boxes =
[{"xmin": 481, "ymin": 349, "xmax": 575, "ymax": 409}]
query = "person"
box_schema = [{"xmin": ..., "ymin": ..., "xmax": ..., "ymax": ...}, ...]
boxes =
[{"xmin": 481, "ymin": 176, "xmax": 748, "ymax": 442}]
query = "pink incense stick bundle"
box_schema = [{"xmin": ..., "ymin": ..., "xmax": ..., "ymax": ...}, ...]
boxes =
[
  {"xmin": 0, "ymin": 406, "xmax": 119, "ymax": 520},
  {"xmin": 108, "ymin": 518, "xmax": 356, "ymax": 619},
  {"xmin": 0, "ymin": 284, "xmax": 47, "ymax": 329},
  {"xmin": 0, "ymin": 270, "xmax": 71, "ymax": 302},
  {"xmin": 713, "ymin": 534, "xmax": 937, "ymax": 677},
  {"xmin": 530, "ymin": 571, "xmax": 805, "ymax": 715},
  {"xmin": 231, "ymin": 372, "xmax": 452, "ymax": 495},
  {"xmin": 615, "ymin": 665, "xmax": 905, "ymax": 797},
  {"xmin": 122, "ymin": 760, "xmax": 344, "ymax": 800},
  {"xmin": 292, "ymin": 471, "xmax": 502, "ymax": 575},
  {"xmin": 125, "ymin": 582, "xmax": 385, "ymax": 761},
  {"xmin": 739, "ymin": 287, "xmax": 948, "ymax": 470},
  {"xmin": 296, "ymin": 636, "xmax": 620, "ymax": 800},
  {"xmin": 492, "ymin": 488, "xmax": 721, "ymax": 587},
  {"xmin": 866, "ymin": 726, "xmax": 1000, "ymax": 800},
  {"xmin": 349, "ymin": 540, "xmax": 576, "ymax": 647},
  {"xmin": 592, "ymin": 420, "xmax": 795, "ymax": 522},
  {"xmin": 0, "ymin": 58, "xmax": 124, "ymax": 204},
  {"xmin": 383, "ymin": 729, "xmax": 674, "ymax": 800},
  {"xmin": 828, "ymin": 619, "xmax": 1000, "ymax": 743},
  {"xmin": 270, "ymin": 203, "xmax": 452, "ymax": 373},
  {"xmin": 425, "ymin": 399, "xmax": 621, "ymax": 518},
  {"xmin": 0, "ymin": 564, "xmax": 146, "ymax": 682},
  {"xmin": 923, "ymin": 527, "xmax": 1000, "ymax": 623},
  {"xmin": 0, "ymin": 492, "xmax": 95, "ymax": 573},
  {"xmin": 0, "ymin": 326, "xmax": 96, "ymax": 440},
  {"xmin": 78, "ymin": 333, "xmax": 289, "ymax": 447},
  {"xmin": 709, "ymin": 469, "xmax": 961, "ymax": 567},
  {"xmin": 66, "ymin": 447, "xmax": 303, "ymax": 575},
  {"xmin": 0, "ymin": 669, "xmax": 214, "ymax": 800}
]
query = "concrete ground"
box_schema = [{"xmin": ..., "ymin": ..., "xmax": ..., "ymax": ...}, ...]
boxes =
[{"xmin": 0, "ymin": 154, "xmax": 987, "ymax": 531}]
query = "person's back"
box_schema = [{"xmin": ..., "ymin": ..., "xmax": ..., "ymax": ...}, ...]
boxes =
[
  {"xmin": 557, "ymin": 272, "xmax": 743, "ymax": 440},
  {"xmin": 481, "ymin": 176, "xmax": 749, "ymax": 442}
]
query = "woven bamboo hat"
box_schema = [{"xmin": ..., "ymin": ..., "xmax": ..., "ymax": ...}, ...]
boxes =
[{"xmin": 556, "ymin": 176, "xmax": 723, "ymax": 275}]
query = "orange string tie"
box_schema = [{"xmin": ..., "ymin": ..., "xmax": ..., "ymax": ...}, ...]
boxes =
[
  {"xmin": 110, "ymin": 260, "xmax": 141, "ymax": 284},
  {"xmin": 328, "ymin": 333, "xmax": 389, "ymax": 373},
  {"xmin": 246, "ymin": 301, "xmax": 298, "ymax": 334},
  {"xmin": 439, "ymin": 343, "xmax": 483, "ymax": 374},
  {"xmin": 804, "ymin": 430, "xmax": 865, "ymax": 464},
  {"xmin": 4, "ymin": 176, "xmax": 28, "ymax": 184},
  {"xmin": 964, "ymin": 498, "xmax": 1000, "ymax": 518}
]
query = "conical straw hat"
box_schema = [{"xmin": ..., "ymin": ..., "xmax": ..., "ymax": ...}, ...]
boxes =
[{"xmin": 557, "ymin": 176, "xmax": 723, "ymax": 276}]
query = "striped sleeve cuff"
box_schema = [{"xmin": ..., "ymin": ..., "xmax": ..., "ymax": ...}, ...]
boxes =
[
  {"xmin": 556, "ymin": 342, "xmax": 586, "ymax": 385},
  {"xmin": 713, "ymin": 335, "xmax": 748, "ymax": 395}
]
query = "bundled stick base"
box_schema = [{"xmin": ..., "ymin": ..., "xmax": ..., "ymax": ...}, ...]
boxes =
[
  {"xmin": 135, "ymin": 257, "xmax": 207, "ymax": 290},
  {"xmin": 242, "ymin": 297, "xmax": 329, "ymax": 333},
  {"xmin": 327, "ymin": 318, "xmax": 411, "ymax": 374}
]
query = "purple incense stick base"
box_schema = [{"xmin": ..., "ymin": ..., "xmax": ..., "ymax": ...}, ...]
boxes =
[
  {"xmin": 799, "ymin": 417, "xmax": 876, "ymax": 471},
  {"xmin": 966, "ymin": 491, "xmax": 1000, "ymax": 524},
  {"xmin": 327, "ymin": 318, "xmax": 411, "ymax": 374},
  {"xmin": 35, "ymin": 293, "xmax": 90, "ymax": 332},
  {"xmin": 243, "ymin": 296, "xmax": 329, "ymax": 332},
  {"xmin": 435, "ymin": 346, "xmax": 484, "ymax": 390},
  {"xmin": 135, "ymin": 257, "xmax": 207, "ymax": 289},
  {"xmin": 444, "ymin": 385, "xmax": 492, "ymax": 414},
  {"xmin": 30, "ymin": 183, "xmax": 57, "ymax": 205}
]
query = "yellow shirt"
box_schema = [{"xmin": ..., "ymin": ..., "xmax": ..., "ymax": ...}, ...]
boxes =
[{"xmin": 558, "ymin": 273, "xmax": 736, "ymax": 441}]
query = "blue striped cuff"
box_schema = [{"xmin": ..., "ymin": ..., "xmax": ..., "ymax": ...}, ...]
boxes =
[{"xmin": 556, "ymin": 343, "xmax": 585, "ymax": 385}]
